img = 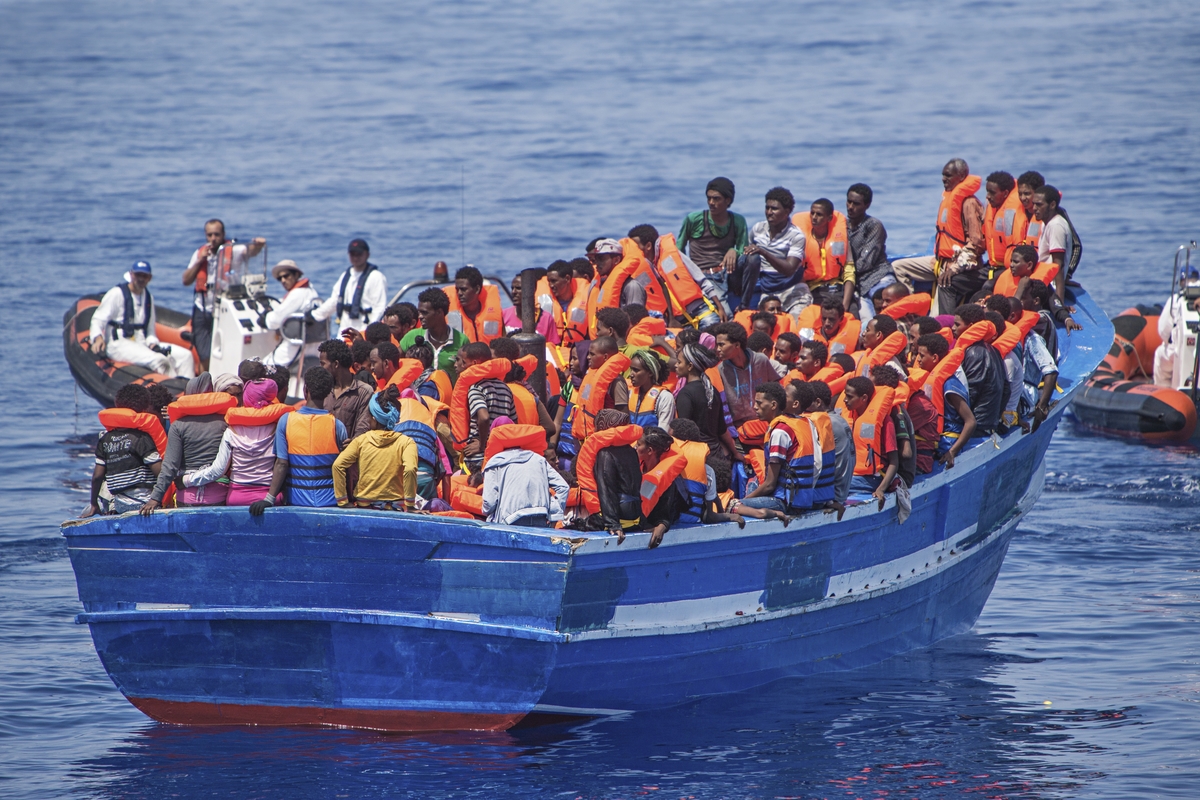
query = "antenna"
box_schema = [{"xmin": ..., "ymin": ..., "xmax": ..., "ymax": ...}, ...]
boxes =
[{"xmin": 460, "ymin": 163, "xmax": 466, "ymax": 267}]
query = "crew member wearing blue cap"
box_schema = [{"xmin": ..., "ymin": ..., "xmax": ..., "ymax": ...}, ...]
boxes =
[
  {"xmin": 89, "ymin": 261, "xmax": 196, "ymax": 379},
  {"xmin": 311, "ymin": 238, "xmax": 390, "ymax": 336}
]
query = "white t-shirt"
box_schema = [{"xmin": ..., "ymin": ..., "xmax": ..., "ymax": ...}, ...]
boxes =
[
  {"xmin": 1038, "ymin": 215, "xmax": 1070, "ymax": 262},
  {"xmin": 749, "ymin": 220, "xmax": 806, "ymax": 281}
]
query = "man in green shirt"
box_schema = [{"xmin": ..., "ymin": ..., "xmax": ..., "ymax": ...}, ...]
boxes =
[
  {"xmin": 677, "ymin": 177, "xmax": 748, "ymax": 312},
  {"xmin": 398, "ymin": 287, "xmax": 470, "ymax": 381}
]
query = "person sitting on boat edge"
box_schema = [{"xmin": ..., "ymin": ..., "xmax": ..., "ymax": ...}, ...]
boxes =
[
  {"xmin": 676, "ymin": 176, "xmax": 747, "ymax": 312},
  {"xmin": 634, "ymin": 426, "xmax": 688, "ymax": 548},
  {"xmin": 83, "ymin": 384, "xmax": 163, "ymax": 517},
  {"xmin": 481, "ymin": 417, "xmax": 569, "ymax": 528},
  {"xmin": 88, "ymin": 261, "xmax": 196, "ymax": 380},
  {"xmin": 843, "ymin": 377, "xmax": 901, "ymax": 510},
  {"xmin": 1001, "ymin": 295, "xmax": 1059, "ymax": 433},
  {"xmin": 869, "ymin": 366, "xmax": 917, "ymax": 489},
  {"xmin": 793, "ymin": 197, "xmax": 856, "ymax": 314},
  {"xmin": 1031, "ymin": 185, "xmax": 1082, "ymax": 302},
  {"xmin": 733, "ymin": 186, "xmax": 808, "ymax": 313},
  {"xmin": 310, "ymin": 238, "xmax": 389, "ymax": 337},
  {"xmin": 725, "ymin": 383, "xmax": 793, "ymax": 525},
  {"xmin": 140, "ymin": 373, "xmax": 231, "ymax": 513},
  {"xmin": 806, "ymin": 379, "xmax": 854, "ymax": 517},
  {"xmin": 587, "ymin": 408, "xmax": 644, "ymax": 541},
  {"xmin": 332, "ymin": 388, "xmax": 418, "ymax": 512},
  {"xmin": 913, "ymin": 333, "xmax": 977, "ymax": 470},
  {"xmin": 249, "ymin": 366, "xmax": 349, "ymax": 516},
  {"xmin": 180, "ymin": 377, "xmax": 284, "ymax": 506},
  {"xmin": 261, "ymin": 259, "xmax": 321, "ymax": 368},
  {"xmin": 845, "ymin": 182, "xmax": 894, "ymax": 313},
  {"xmin": 629, "ymin": 223, "xmax": 727, "ymax": 331},
  {"xmin": 399, "ymin": 287, "xmax": 470, "ymax": 381}
]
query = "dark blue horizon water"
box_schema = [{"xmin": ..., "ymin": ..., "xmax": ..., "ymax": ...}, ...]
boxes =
[{"xmin": 2, "ymin": 1, "xmax": 1198, "ymax": 797}]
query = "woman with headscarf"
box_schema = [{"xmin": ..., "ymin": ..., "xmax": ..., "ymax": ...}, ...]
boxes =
[
  {"xmin": 141, "ymin": 372, "xmax": 231, "ymax": 512},
  {"xmin": 673, "ymin": 342, "xmax": 735, "ymax": 459},
  {"xmin": 182, "ymin": 378, "xmax": 286, "ymax": 506},
  {"xmin": 627, "ymin": 348, "xmax": 676, "ymax": 429},
  {"xmin": 212, "ymin": 373, "xmax": 244, "ymax": 405},
  {"xmin": 331, "ymin": 389, "xmax": 418, "ymax": 511}
]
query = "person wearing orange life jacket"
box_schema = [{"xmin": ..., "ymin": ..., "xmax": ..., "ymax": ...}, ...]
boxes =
[
  {"xmin": 628, "ymin": 225, "xmax": 727, "ymax": 330},
  {"xmin": 585, "ymin": 238, "xmax": 660, "ymax": 336},
  {"xmin": 793, "ymin": 198, "xmax": 856, "ymax": 313},
  {"xmin": 857, "ymin": 314, "xmax": 909, "ymax": 379},
  {"xmin": 574, "ymin": 336, "xmax": 632, "ymax": 442},
  {"xmin": 892, "ymin": 158, "xmax": 988, "ymax": 315},
  {"xmin": 724, "ymin": 383, "xmax": 796, "ymax": 523},
  {"xmin": 262, "ymin": 260, "xmax": 322, "ymax": 368},
  {"xmin": 993, "ymin": 244, "xmax": 1059, "ymax": 299},
  {"xmin": 800, "ymin": 294, "xmax": 862, "ymax": 356},
  {"xmin": 532, "ymin": 260, "xmax": 590, "ymax": 346},
  {"xmin": 952, "ymin": 304, "xmax": 1009, "ymax": 435},
  {"xmin": 843, "ymin": 377, "xmax": 900, "ymax": 508},
  {"xmin": 446, "ymin": 266, "xmax": 504, "ymax": 345},
  {"xmin": 804, "ymin": 380, "xmax": 854, "ymax": 514},
  {"xmin": 479, "ymin": 420, "xmax": 569, "ymax": 527},
  {"xmin": 627, "ymin": 349, "xmax": 677, "ymax": 429},
  {"xmin": 782, "ymin": 380, "xmax": 837, "ymax": 509},
  {"xmin": 488, "ymin": 336, "xmax": 558, "ymax": 446},
  {"xmin": 982, "ymin": 171, "xmax": 1029, "ymax": 281},
  {"xmin": 868, "ymin": 366, "xmax": 917, "ymax": 489},
  {"xmin": 311, "ymin": 238, "xmax": 390, "ymax": 337},
  {"xmin": 584, "ymin": 409, "xmax": 645, "ymax": 541},
  {"xmin": 773, "ymin": 332, "xmax": 804, "ymax": 376},
  {"xmin": 873, "ymin": 283, "xmax": 932, "ymax": 322},
  {"xmin": 83, "ymin": 384, "xmax": 164, "ymax": 517},
  {"xmin": 502, "ymin": 272, "xmax": 560, "ymax": 342},
  {"xmin": 633, "ymin": 426, "xmax": 691, "ymax": 548},
  {"xmin": 181, "ymin": 218, "xmax": 266, "ymax": 368},
  {"xmin": 990, "ymin": 295, "xmax": 1058, "ymax": 432},
  {"xmin": 1016, "ymin": 171, "xmax": 1046, "ymax": 249},
  {"xmin": 454, "ymin": 342, "xmax": 518, "ymax": 475},
  {"xmin": 913, "ymin": 333, "xmax": 976, "ymax": 470}
]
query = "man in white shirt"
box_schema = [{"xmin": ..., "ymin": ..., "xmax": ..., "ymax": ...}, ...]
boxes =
[
  {"xmin": 734, "ymin": 187, "xmax": 809, "ymax": 314},
  {"xmin": 90, "ymin": 261, "xmax": 195, "ymax": 379},
  {"xmin": 262, "ymin": 259, "xmax": 322, "ymax": 367},
  {"xmin": 1031, "ymin": 185, "xmax": 1079, "ymax": 302},
  {"xmin": 181, "ymin": 218, "xmax": 266, "ymax": 369},
  {"xmin": 312, "ymin": 238, "xmax": 389, "ymax": 335}
]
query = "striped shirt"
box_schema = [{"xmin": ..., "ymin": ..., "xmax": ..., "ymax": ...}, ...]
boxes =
[{"xmin": 96, "ymin": 429, "xmax": 161, "ymax": 497}]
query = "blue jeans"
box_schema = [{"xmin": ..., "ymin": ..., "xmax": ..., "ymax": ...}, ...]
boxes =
[
  {"xmin": 508, "ymin": 513, "xmax": 549, "ymax": 528},
  {"xmin": 736, "ymin": 495, "xmax": 787, "ymax": 512},
  {"xmin": 849, "ymin": 474, "xmax": 883, "ymax": 493}
]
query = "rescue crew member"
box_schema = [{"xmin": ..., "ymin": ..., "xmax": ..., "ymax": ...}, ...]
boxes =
[
  {"xmin": 845, "ymin": 183, "xmax": 895, "ymax": 310},
  {"xmin": 89, "ymin": 261, "xmax": 196, "ymax": 379},
  {"xmin": 629, "ymin": 224, "xmax": 727, "ymax": 330},
  {"xmin": 311, "ymin": 238, "xmax": 389, "ymax": 335},
  {"xmin": 793, "ymin": 198, "xmax": 855, "ymax": 312},
  {"xmin": 734, "ymin": 187, "xmax": 808, "ymax": 313},
  {"xmin": 448, "ymin": 265, "xmax": 504, "ymax": 344},
  {"xmin": 262, "ymin": 259, "xmax": 321, "ymax": 367},
  {"xmin": 891, "ymin": 158, "xmax": 987, "ymax": 315},
  {"xmin": 677, "ymin": 177, "xmax": 747, "ymax": 311},
  {"xmin": 181, "ymin": 218, "xmax": 266, "ymax": 370}
]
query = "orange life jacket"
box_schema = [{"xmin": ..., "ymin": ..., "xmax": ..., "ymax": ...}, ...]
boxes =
[
  {"xmin": 395, "ymin": 396, "xmax": 441, "ymax": 468},
  {"xmin": 793, "ymin": 210, "xmax": 850, "ymax": 283},
  {"xmin": 655, "ymin": 233, "xmax": 709, "ymax": 317},
  {"xmin": 851, "ymin": 385, "xmax": 895, "ymax": 476},
  {"xmin": 587, "ymin": 239, "xmax": 667, "ymax": 336},
  {"xmin": 671, "ymin": 439, "xmax": 711, "ymax": 524},
  {"xmin": 508, "ymin": 381, "xmax": 540, "ymax": 426},
  {"xmin": 535, "ymin": 276, "xmax": 590, "ymax": 346},
  {"xmin": 382, "ymin": 358, "xmax": 426, "ymax": 391},
  {"xmin": 814, "ymin": 313, "xmax": 861, "ymax": 353},
  {"xmin": 449, "ymin": 358, "xmax": 511, "ymax": 448},
  {"xmin": 921, "ymin": 349, "xmax": 967, "ymax": 435},
  {"xmin": 811, "ymin": 363, "xmax": 845, "ymax": 386},
  {"xmin": 807, "ymin": 410, "xmax": 837, "ymax": 506},
  {"xmin": 992, "ymin": 310, "xmax": 1041, "ymax": 358},
  {"xmin": 167, "ymin": 392, "xmax": 237, "ymax": 423},
  {"xmin": 734, "ymin": 309, "xmax": 794, "ymax": 341},
  {"xmin": 736, "ymin": 418, "xmax": 771, "ymax": 450},
  {"xmin": 574, "ymin": 423, "xmax": 643, "ymax": 516},
  {"xmin": 192, "ymin": 240, "xmax": 232, "ymax": 295},
  {"xmin": 992, "ymin": 262, "xmax": 1060, "ymax": 297},
  {"xmin": 98, "ymin": 408, "xmax": 168, "ymax": 455},
  {"xmin": 1023, "ymin": 217, "xmax": 1044, "ymax": 249},
  {"xmin": 879, "ymin": 293, "xmax": 933, "ymax": 320},
  {"xmin": 935, "ymin": 175, "xmax": 983, "ymax": 259},
  {"xmin": 427, "ymin": 370, "xmax": 453, "ymax": 403},
  {"xmin": 639, "ymin": 451, "xmax": 688, "ymax": 517},
  {"xmin": 858, "ymin": 331, "xmax": 908, "ymax": 377},
  {"xmin": 795, "ymin": 303, "xmax": 821, "ymax": 331},
  {"xmin": 225, "ymin": 402, "xmax": 291, "ymax": 426},
  {"xmin": 447, "ymin": 284, "xmax": 504, "ymax": 344},
  {"xmin": 483, "ymin": 423, "xmax": 547, "ymax": 463},
  {"xmin": 984, "ymin": 189, "xmax": 1028, "ymax": 271},
  {"xmin": 954, "ymin": 320, "xmax": 997, "ymax": 350},
  {"xmin": 627, "ymin": 318, "xmax": 672, "ymax": 361},
  {"xmin": 575, "ymin": 353, "xmax": 632, "ymax": 442}
]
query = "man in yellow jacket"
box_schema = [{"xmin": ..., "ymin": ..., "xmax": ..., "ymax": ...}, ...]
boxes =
[{"xmin": 332, "ymin": 388, "xmax": 418, "ymax": 511}]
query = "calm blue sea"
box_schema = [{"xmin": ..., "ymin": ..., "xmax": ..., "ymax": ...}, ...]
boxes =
[{"xmin": 2, "ymin": 1, "xmax": 1198, "ymax": 797}]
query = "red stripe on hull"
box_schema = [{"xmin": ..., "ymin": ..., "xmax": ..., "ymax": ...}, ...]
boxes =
[{"xmin": 128, "ymin": 697, "xmax": 526, "ymax": 733}]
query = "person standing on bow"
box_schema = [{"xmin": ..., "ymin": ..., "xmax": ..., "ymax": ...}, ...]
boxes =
[
  {"xmin": 181, "ymin": 218, "xmax": 266, "ymax": 370},
  {"xmin": 311, "ymin": 238, "xmax": 389, "ymax": 337},
  {"xmin": 90, "ymin": 261, "xmax": 196, "ymax": 379},
  {"xmin": 262, "ymin": 259, "xmax": 321, "ymax": 367}
]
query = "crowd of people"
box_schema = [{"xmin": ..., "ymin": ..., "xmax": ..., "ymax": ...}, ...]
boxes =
[{"xmin": 84, "ymin": 158, "xmax": 1084, "ymax": 548}]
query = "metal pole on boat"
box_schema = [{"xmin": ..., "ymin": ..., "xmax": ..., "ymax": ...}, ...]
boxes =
[{"xmin": 513, "ymin": 267, "xmax": 548, "ymax": 407}]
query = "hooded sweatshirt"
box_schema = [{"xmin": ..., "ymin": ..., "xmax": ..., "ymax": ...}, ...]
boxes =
[
  {"xmin": 332, "ymin": 430, "xmax": 418, "ymax": 505},
  {"xmin": 481, "ymin": 448, "xmax": 569, "ymax": 525}
]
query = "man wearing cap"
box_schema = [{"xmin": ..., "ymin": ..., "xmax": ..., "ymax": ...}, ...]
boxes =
[
  {"xmin": 592, "ymin": 237, "xmax": 647, "ymax": 307},
  {"xmin": 262, "ymin": 260, "xmax": 322, "ymax": 367},
  {"xmin": 90, "ymin": 262, "xmax": 196, "ymax": 379},
  {"xmin": 311, "ymin": 238, "xmax": 389, "ymax": 335},
  {"xmin": 677, "ymin": 177, "xmax": 747, "ymax": 312},
  {"xmin": 181, "ymin": 219, "xmax": 266, "ymax": 370}
]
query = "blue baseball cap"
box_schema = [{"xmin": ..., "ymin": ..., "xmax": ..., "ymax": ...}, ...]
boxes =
[{"xmin": 130, "ymin": 260, "xmax": 152, "ymax": 274}]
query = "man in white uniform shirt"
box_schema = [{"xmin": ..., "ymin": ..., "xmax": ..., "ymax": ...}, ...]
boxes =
[
  {"xmin": 311, "ymin": 238, "xmax": 389, "ymax": 336},
  {"xmin": 181, "ymin": 218, "xmax": 266, "ymax": 369},
  {"xmin": 90, "ymin": 261, "xmax": 195, "ymax": 379},
  {"xmin": 262, "ymin": 259, "xmax": 322, "ymax": 367}
]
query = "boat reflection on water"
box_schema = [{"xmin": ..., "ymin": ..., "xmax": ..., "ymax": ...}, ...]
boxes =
[{"xmin": 70, "ymin": 633, "xmax": 1131, "ymax": 799}]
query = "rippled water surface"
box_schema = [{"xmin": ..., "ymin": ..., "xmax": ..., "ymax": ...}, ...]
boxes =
[{"xmin": 2, "ymin": 1, "xmax": 1198, "ymax": 797}]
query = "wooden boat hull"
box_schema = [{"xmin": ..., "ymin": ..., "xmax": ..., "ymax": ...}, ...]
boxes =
[{"xmin": 61, "ymin": 287, "xmax": 1112, "ymax": 732}]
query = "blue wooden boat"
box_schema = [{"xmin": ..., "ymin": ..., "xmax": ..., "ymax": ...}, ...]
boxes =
[{"xmin": 61, "ymin": 286, "xmax": 1112, "ymax": 732}]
